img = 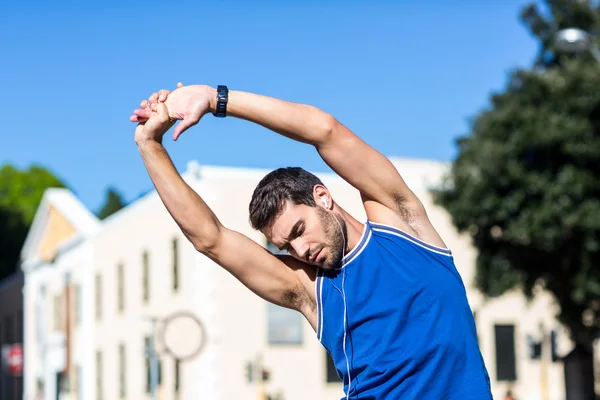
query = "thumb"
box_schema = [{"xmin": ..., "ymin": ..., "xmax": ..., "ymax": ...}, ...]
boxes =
[
  {"xmin": 156, "ymin": 101, "xmax": 169, "ymax": 119},
  {"xmin": 172, "ymin": 113, "xmax": 200, "ymax": 141}
]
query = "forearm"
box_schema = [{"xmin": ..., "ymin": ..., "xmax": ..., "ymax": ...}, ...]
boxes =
[
  {"xmin": 136, "ymin": 140, "xmax": 221, "ymax": 251},
  {"xmin": 212, "ymin": 88, "xmax": 336, "ymax": 146}
]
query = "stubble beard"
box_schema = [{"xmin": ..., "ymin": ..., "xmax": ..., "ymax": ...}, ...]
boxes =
[{"xmin": 316, "ymin": 207, "xmax": 346, "ymax": 270}]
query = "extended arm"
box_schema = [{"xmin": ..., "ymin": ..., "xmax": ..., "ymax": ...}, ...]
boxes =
[
  {"xmin": 134, "ymin": 86, "xmax": 421, "ymax": 211},
  {"xmin": 132, "ymin": 85, "xmax": 445, "ymax": 245},
  {"xmin": 220, "ymin": 90, "xmax": 445, "ymax": 247},
  {"xmin": 222, "ymin": 90, "xmax": 421, "ymax": 210},
  {"xmin": 133, "ymin": 104, "xmax": 313, "ymax": 312}
]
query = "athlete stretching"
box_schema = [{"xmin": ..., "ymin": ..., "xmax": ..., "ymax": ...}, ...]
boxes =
[{"xmin": 130, "ymin": 83, "xmax": 492, "ymax": 399}]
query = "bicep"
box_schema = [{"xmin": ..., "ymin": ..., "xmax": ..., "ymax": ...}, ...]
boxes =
[
  {"xmin": 316, "ymin": 120, "xmax": 421, "ymax": 212},
  {"xmin": 316, "ymin": 118, "xmax": 448, "ymax": 248},
  {"xmin": 204, "ymin": 228, "xmax": 311, "ymax": 311}
]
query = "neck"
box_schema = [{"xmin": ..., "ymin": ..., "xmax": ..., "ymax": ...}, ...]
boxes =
[{"xmin": 333, "ymin": 206, "xmax": 365, "ymax": 255}]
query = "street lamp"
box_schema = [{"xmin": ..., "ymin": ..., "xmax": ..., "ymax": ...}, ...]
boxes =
[{"xmin": 554, "ymin": 28, "xmax": 600, "ymax": 61}]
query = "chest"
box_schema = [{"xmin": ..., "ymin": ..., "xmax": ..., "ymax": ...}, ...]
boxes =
[{"xmin": 316, "ymin": 237, "xmax": 461, "ymax": 350}]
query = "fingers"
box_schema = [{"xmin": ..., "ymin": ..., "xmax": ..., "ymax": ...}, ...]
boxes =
[
  {"xmin": 148, "ymin": 91, "xmax": 159, "ymax": 105},
  {"xmin": 134, "ymin": 108, "xmax": 153, "ymax": 119},
  {"xmin": 146, "ymin": 83, "xmax": 182, "ymax": 107},
  {"xmin": 158, "ymin": 89, "xmax": 170, "ymax": 102},
  {"xmin": 131, "ymin": 82, "xmax": 184, "ymax": 124},
  {"xmin": 132, "ymin": 102, "xmax": 168, "ymax": 123},
  {"xmin": 173, "ymin": 112, "xmax": 200, "ymax": 141},
  {"xmin": 155, "ymin": 101, "xmax": 169, "ymax": 119},
  {"xmin": 157, "ymin": 82, "xmax": 183, "ymax": 102},
  {"xmin": 130, "ymin": 115, "xmax": 149, "ymax": 123}
]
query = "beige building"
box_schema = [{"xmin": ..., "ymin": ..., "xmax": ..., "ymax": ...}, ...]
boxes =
[{"xmin": 20, "ymin": 158, "xmax": 580, "ymax": 400}]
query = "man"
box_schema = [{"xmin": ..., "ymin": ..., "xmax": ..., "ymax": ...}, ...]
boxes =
[{"xmin": 130, "ymin": 83, "xmax": 492, "ymax": 399}]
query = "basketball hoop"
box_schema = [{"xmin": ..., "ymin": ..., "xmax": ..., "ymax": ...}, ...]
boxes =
[{"xmin": 155, "ymin": 311, "xmax": 206, "ymax": 361}]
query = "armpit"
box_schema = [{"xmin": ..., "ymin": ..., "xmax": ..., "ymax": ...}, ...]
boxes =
[
  {"xmin": 391, "ymin": 193, "xmax": 413, "ymax": 222},
  {"xmin": 281, "ymin": 285, "xmax": 313, "ymax": 312}
]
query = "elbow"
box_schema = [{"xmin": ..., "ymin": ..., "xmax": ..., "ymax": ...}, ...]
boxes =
[
  {"xmin": 192, "ymin": 238, "xmax": 219, "ymax": 256},
  {"xmin": 313, "ymin": 111, "xmax": 338, "ymax": 146},
  {"xmin": 188, "ymin": 224, "xmax": 223, "ymax": 256}
]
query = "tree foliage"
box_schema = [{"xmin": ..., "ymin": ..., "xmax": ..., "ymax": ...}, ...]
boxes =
[
  {"xmin": 434, "ymin": 0, "xmax": 600, "ymax": 347},
  {"xmin": 0, "ymin": 164, "xmax": 66, "ymax": 280},
  {"xmin": 97, "ymin": 187, "xmax": 127, "ymax": 220}
]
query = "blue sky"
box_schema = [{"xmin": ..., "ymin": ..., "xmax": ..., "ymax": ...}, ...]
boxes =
[{"xmin": 1, "ymin": 1, "xmax": 540, "ymax": 213}]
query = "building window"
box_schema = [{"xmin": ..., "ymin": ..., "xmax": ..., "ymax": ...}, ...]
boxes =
[
  {"xmin": 145, "ymin": 336, "xmax": 162, "ymax": 393},
  {"xmin": 117, "ymin": 263, "xmax": 125, "ymax": 313},
  {"xmin": 494, "ymin": 324, "xmax": 517, "ymax": 381},
  {"xmin": 267, "ymin": 303, "xmax": 303, "ymax": 345},
  {"xmin": 326, "ymin": 351, "xmax": 342, "ymax": 383},
  {"xmin": 53, "ymin": 295, "xmax": 61, "ymax": 331},
  {"xmin": 118, "ymin": 343, "xmax": 126, "ymax": 398},
  {"xmin": 172, "ymin": 238, "xmax": 179, "ymax": 292},
  {"xmin": 58, "ymin": 371, "xmax": 69, "ymax": 393},
  {"xmin": 72, "ymin": 366, "xmax": 78, "ymax": 398},
  {"xmin": 96, "ymin": 350, "xmax": 103, "ymax": 400},
  {"xmin": 266, "ymin": 241, "xmax": 287, "ymax": 256},
  {"xmin": 95, "ymin": 274, "xmax": 102, "ymax": 321},
  {"xmin": 264, "ymin": 241, "xmax": 303, "ymax": 345},
  {"xmin": 75, "ymin": 286, "xmax": 82, "ymax": 326},
  {"xmin": 143, "ymin": 251, "xmax": 150, "ymax": 304},
  {"xmin": 76, "ymin": 366, "xmax": 82, "ymax": 400}
]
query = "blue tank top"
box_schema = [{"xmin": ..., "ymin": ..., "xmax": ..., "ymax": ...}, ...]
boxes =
[{"xmin": 315, "ymin": 221, "xmax": 492, "ymax": 399}]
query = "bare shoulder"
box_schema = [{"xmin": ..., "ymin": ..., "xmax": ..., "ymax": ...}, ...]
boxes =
[
  {"xmin": 274, "ymin": 254, "xmax": 318, "ymax": 326},
  {"xmin": 360, "ymin": 193, "xmax": 448, "ymax": 249}
]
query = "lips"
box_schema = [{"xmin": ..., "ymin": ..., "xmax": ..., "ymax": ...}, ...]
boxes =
[{"xmin": 310, "ymin": 248, "xmax": 322, "ymax": 263}]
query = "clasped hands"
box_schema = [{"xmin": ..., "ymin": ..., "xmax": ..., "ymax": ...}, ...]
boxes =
[{"xmin": 130, "ymin": 83, "xmax": 217, "ymax": 144}]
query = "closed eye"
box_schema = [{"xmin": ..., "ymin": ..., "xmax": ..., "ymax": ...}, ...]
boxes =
[{"xmin": 282, "ymin": 221, "xmax": 305, "ymax": 252}]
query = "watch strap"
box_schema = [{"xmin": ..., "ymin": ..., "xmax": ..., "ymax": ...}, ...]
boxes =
[{"xmin": 213, "ymin": 85, "xmax": 228, "ymax": 118}]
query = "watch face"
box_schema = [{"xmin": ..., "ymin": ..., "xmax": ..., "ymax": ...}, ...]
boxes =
[{"xmin": 217, "ymin": 86, "xmax": 228, "ymax": 101}]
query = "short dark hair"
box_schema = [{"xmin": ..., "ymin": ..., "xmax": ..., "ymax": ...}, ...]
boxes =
[{"xmin": 249, "ymin": 167, "xmax": 324, "ymax": 231}]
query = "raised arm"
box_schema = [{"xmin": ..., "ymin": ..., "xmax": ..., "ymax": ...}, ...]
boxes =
[
  {"xmin": 132, "ymin": 103, "xmax": 315, "ymax": 314},
  {"xmin": 224, "ymin": 90, "xmax": 422, "ymax": 211},
  {"xmin": 223, "ymin": 91, "xmax": 447, "ymax": 246},
  {"xmin": 132, "ymin": 85, "xmax": 443, "ymax": 244},
  {"xmin": 133, "ymin": 86, "xmax": 419, "ymax": 211}
]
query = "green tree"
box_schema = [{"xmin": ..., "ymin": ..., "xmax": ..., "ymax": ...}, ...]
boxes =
[
  {"xmin": 97, "ymin": 187, "xmax": 127, "ymax": 219},
  {"xmin": 434, "ymin": 0, "xmax": 599, "ymax": 352},
  {"xmin": 0, "ymin": 164, "xmax": 66, "ymax": 280}
]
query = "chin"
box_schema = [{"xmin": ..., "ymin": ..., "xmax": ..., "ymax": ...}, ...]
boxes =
[{"xmin": 321, "ymin": 257, "xmax": 342, "ymax": 270}]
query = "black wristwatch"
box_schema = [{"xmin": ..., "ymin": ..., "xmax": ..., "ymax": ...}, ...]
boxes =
[{"xmin": 213, "ymin": 85, "xmax": 228, "ymax": 118}]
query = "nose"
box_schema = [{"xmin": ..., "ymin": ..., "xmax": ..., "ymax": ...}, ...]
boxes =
[{"xmin": 290, "ymin": 239, "xmax": 310, "ymax": 259}]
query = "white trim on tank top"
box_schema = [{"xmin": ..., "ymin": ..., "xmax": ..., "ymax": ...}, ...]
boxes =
[{"xmin": 370, "ymin": 221, "xmax": 453, "ymax": 257}]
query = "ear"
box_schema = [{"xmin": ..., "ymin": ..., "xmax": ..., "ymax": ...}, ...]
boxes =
[{"xmin": 313, "ymin": 185, "xmax": 332, "ymax": 209}]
